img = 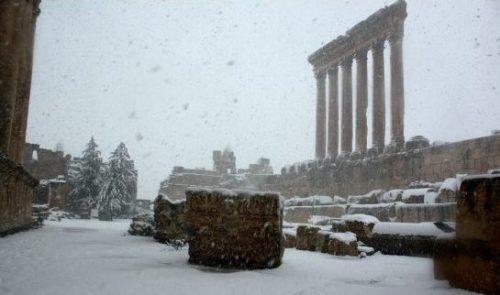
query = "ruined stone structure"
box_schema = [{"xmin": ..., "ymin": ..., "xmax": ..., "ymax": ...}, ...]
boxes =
[
  {"xmin": 159, "ymin": 166, "xmax": 222, "ymax": 200},
  {"xmin": 213, "ymin": 149, "xmax": 236, "ymax": 174},
  {"xmin": 274, "ymin": 134, "xmax": 500, "ymax": 199},
  {"xmin": 310, "ymin": 0, "xmax": 407, "ymax": 159},
  {"xmin": 0, "ymin": 0, "xmax": 41, "ymax": 235},
  {"xmin": 159, "ymin": 151, "xmax": 275, "ymax": 200},
  {"xmin": 22, "ymin": 143, "xmax": 71, "ymax": 208},
  {"xmin": 34, "ymin": 176, "xmax": 69, "ymax": 208},
  {"xmin": 185, "ymin": 188, "xmax": 284, "ymax": 269},
  {"xmin": 239, "ymin": 157, "xmax": 273, "ymax": 174},
  {"xmin": 434, "ymin": 174, "xmax": 500, "ymax": 294},
  {"xmin": 23, "ymin": 143, "xmax": 71, "ymax": 180}
]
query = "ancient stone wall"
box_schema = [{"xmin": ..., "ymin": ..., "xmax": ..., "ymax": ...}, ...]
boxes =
[
  {"xmin": 185, "ymin": 188, "xmax": 283, "ymax": 269},
  {"xmin": 284, "ymin": 203, "xmax": 455, "ymax": 223},
  {"xmin": 23, "ymin": 143, "xmax": 71, "ymax": 180},
  {"xmin": 272, "ymin": 134, "xmax": 500, "ymax": 198},
  {"xmin": 0, "ymin": 152, "xmax": 38, "ymax": 235}
]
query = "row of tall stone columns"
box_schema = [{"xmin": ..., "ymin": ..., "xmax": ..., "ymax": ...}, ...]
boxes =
[
  {"xmin": 0, "ymin": 0, "xmax": 39, "ymax": 163},
  {"xmin": 315, "ymin": 34, "xmax": 405, "ymax": 160}
]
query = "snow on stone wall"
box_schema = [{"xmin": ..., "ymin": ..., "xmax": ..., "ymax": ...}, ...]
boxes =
[{"xmin": 272, "ymin": 134, "xmax": 500, "ymax": 198}]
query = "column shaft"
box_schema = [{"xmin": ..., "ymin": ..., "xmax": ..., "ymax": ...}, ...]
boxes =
[
  {"xmin": 315, "ymin": 71, "xmax": 326, "ymax": 159},
  {"xmin": 372, "ymin": 40, "xmax": 386, "ymax": 151},
  {"xmin": 13, "ymin": 3, "xmax": 38, "ymax": 163},
  {"xmin": 355, "ymin": 50, "xmax": 368, "ymax": 154},
  {"xmin": 0, "ymin": 0, "xmax": 22, "ymax": 155},
  {"xmin": 341, "ymin": 57, "xmax": 353, "ymax": 154},
  {"xmin": 327, "ymin": 66, "xmax": 339, "ymax": 159},
  {"xmin": 390, "ymin": 33, "xmax": 405, "ymax": 147}
]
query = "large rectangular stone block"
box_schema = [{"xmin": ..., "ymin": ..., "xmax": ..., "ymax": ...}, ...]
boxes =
[
  {"xmin": 456, "ymin": 175, "xmax": 500, "ymax": 242},
  {"xmin": 185, "ymin": 188, "xmax": 283, "ymax": 269},
  {"xmin": 434, "ymin": 238, "xmax": 500, "ymax": 294}
]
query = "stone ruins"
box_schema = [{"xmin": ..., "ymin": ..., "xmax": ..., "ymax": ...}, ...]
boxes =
[
  {"xmin": 159, "ymin": 149, "xmax": 274, "ymax": 200},
  {"xmin": 310, "ymin": 0, "xmax": 407, "ymax": 159},
  {"xmin": 185, "ymin": 188, "xmax": 284, "ymax": 269},
  {"xmin": 434, "ymin": 174, "xmax": 500, "ymax": 294},
  {"xmin": 0, "ymin": 0, "xmax": 41, "ymax": 235},
  {"xmin": 23, "ymin": 143, "xmax": 71, "ymax": 208}
]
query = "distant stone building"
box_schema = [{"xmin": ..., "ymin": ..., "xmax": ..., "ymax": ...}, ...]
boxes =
[
  {"xmin": 23, "ymin": 143, "xmax": 71, "ymax": 180},
  {"xmin": 159, "ymin": 166, "xmax": 222, "ymax": 200},
  {"xmin": 239, "ymin": 157, "xmax": 273, "ymax": 174},
  {"xmin": 22, "ymin": 143, "xmax": 71, "ymax": 208},
  {"xmin": 159, "ymin": 151, "xmax": 275, "ymax": 200},
  {"xmin": 213, "ymin": 149, "xmax": 236, "ymax": 174}
]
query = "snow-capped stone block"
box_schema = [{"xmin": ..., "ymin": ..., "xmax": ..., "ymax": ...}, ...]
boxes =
[
  {"xmin": 341, "ymin": 214, "xmax": 379, "ymax": 243},
  {"xmin": 185, "ymin": 188, "xmax": 284, "ymax": 269},
  {"xmin": 325, "ymin": 232, "xmax": 358, "ymax": 256},
  {"xmin": 154, "ymin": 195, "xmax": 187, "ymax": 243}
]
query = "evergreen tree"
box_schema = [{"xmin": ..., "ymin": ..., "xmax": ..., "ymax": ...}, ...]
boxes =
[
  {"xmin": 68, "ymin": 137, "xmax": 103, "ymax": 215},
  {"xmin": 98, "ymin": 143, "xmax": 137, "ymax": 217}
]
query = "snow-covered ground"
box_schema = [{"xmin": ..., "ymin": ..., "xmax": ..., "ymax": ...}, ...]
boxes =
[{"xmin": 0, "ymin": 220, "xmax": 475, "ymax": 295}]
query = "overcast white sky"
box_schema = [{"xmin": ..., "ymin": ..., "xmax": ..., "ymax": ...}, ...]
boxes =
[{"xmin": 28, "ymin": 0, "xmax": 500, "ymax": 199}]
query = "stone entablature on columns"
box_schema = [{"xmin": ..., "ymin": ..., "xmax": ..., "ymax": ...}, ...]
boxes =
[
  {"xmin": 309, "ymin": 0, "xmax": 407, "ymax": 159},
  {"xmin": 308, "ymin": 1, "xmax": 407, "ymax": 73}
]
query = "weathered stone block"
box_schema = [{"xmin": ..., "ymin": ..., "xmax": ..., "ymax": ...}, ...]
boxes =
[
  {"xmin": 434, "ymin": 238, "xmax": 500, "ymax": 294},
  {"xmin": 153, "ymin": 195, "xmax": 187, "ymax": 243},
  {"xmin": 325, "ymin": 233, "xmax": 358, "ymax": 256},
  {"xmin": 456, "ymin": 175, "xmax": 500, "ymax": 242},
  {"xmin": 185, "ymin": 188, "xmax": 283, "ymax": 269},
  {"xmin": 434, "ymin": 174, "xmax": 500, "ymax": 294},
  {"xmin": 296, "ymin": 225, "xmax": 320, "ymax": 251},
  {"xmin": 283, "ymin": 230, "xmax": 297, "ymax": 248}
]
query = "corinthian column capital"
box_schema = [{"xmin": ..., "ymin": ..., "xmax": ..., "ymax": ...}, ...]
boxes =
[
  {"xmin": 314, "ymin": 70, "xmax": 326, "ymax": 81},
  {"xmin": 355, "ymin": 48, "xmax": 368, "ymax": 61},
  {"xmin": 341, "ymin": 56, "xmax": 353, "ymax": 68}
]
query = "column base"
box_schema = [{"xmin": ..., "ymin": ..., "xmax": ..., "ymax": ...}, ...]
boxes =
[
  {"xmin": 349, "ymin": 150, "xmax": 364, "ymax": 161},
  {"xmin": 384, "ymin": 140, "xmax": 405, "ymax": 154},
  {"xmin": 368, "ymin": 145, "xmax": 384, "ymax": 157}
]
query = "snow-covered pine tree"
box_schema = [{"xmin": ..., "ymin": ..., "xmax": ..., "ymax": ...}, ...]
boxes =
[
  {"xmin": 98, "ymin": 143, "xmax": 137, "ymax": 217},
  {"xmin": 68, "ymin": 137, "xmax": 103, "ymax": 216}
]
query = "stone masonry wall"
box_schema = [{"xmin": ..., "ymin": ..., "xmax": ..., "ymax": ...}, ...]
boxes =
[
  {"xmin": 23, "ymin": 143, "xmax": 71, "ymax": 180},
  {"xmin": 0, "ymin": 152, "xmax": 38, "ymax": 235},
  {"xmin": 272, "ymin": 135, "xmax": 500, "ymax": 198}
]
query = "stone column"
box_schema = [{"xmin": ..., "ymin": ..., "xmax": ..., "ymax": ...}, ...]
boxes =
[
  {"xmin": 0, "ymin": 0, "xmax": 23, "ymax": 155},
  {"xmin": 372, "ymin": 39, "xmax": 386, "ymax": 152},
  {"xmin": 327, "ymin": 66, "xmax": 339, "ymax": 159},
  {"xmin": 390, "ymin": 28, "xmax": 405, "ymax": 148},
  {"xmin": 355, "ymin": 49, "xmax": 368, "ymax": 154},
  {"xmin": 315, "ymin": 70, "xmax": 326, "ymax": 160},
  {"xmin": 341, "ymin": 57, "xmax": 353, "ymax": 154},
  {"xmin": 13, "ymin": 3, "xmax": 39, "ymax": 163}
]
